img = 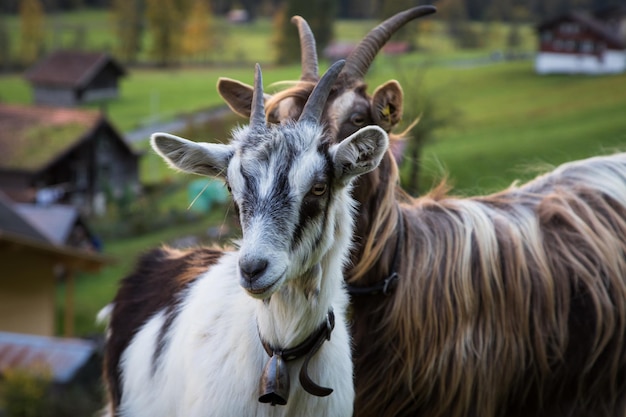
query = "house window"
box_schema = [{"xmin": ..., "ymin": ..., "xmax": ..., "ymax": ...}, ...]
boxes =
[
  {"xmin": 541, "ymin": 31, "xmax": 553, "ymax": 42},
  {"xmin": 73, "ymin": 161, "xmax": 88, "ymax": 191},
  {"xmin": 97, "ymin": 136, "xmax": 111, "ymax": 152},
  {"xmin": 554, "ymin": 39, "xmax": 564, "ymax": 51},
  {"xmin": 97, "ymin": 135, "xmax": 113, "ymax": 164},
  {"xmin": 580, "ymin": 40, "xmax": 594, "ymax": 53},
  {"xmin": 560, "ymin": 23, "xmax": 579, "ymax": 34}
]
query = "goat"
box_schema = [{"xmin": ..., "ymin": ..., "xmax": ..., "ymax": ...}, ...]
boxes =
[
  {"xmin": 99, "ymin": 60, "xmax": 390, "ymax": 417},
  {"xmin": 215, "ymin": 8, "xmax": 626, "ymax": 417}
]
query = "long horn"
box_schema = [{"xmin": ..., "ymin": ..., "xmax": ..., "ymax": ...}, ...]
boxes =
[
  {"xmin": 292, "ymin": 16, "xmax": 319, "ymax": 82},
  {"xmin": 342, "ymin": 5, "xmax": 436, "ymax": 82},
  {"xmin": 299, "ymin": 60, "xmax": 345, "ymax": 124},
  {"xmin": 250, "ymin": 63, "xmax": 266, "ymax": 129}
]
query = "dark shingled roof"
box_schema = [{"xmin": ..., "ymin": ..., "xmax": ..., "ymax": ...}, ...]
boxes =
[
  {"xmin": 0, "ymin": 192, "xmax": 50, "ymax": 243},
  {"xmin": 15, "ymin": 203, "xmax": 81, "ymax": 246},
  {"xmin": 0, "ymin": 191, "xmax": 113, "ymax": 271},
  {"xmin": 0, "ymin": 103, "xmax": 101, "ymax": 172},
  {"xmin": 537, "ymin": 11, "xmax": 626, "ymax": 49},
  {"xmin": 24, "ymin": 50, "xmax": 126, "ymax": 88}
]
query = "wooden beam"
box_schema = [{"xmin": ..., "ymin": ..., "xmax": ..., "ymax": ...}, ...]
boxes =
[{"xmin": 64, "ymin": 270, "xmax": 75, "ymax": 338}]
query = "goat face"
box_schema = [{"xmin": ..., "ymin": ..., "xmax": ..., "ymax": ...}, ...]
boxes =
[
  {"xmin": 151, "ymin": 62, "xmax": 388, "ymax": 300},
  {"xmin": 217, "ymin": 6, "xmax": 435, "ymax": 141}
]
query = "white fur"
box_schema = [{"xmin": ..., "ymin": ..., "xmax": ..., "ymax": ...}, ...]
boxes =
[{"xmin": 116, "ymin": 250, "xmax": 354, "ymax": 417}]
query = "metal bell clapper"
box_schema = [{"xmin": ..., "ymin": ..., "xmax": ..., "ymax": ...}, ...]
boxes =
[{"xmin": 259, "ymin": 352, "xmax": 290, "ymax": 406}]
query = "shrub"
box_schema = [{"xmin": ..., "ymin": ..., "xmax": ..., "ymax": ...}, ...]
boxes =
[{"xmin": 0, "ymin": 364, "xmax": 52, "ymax": 417}]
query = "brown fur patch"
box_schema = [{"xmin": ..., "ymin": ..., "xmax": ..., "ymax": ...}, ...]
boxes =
[{"xmin": 103, "ymin": 246, "xmax": 224, "ymax": 412}]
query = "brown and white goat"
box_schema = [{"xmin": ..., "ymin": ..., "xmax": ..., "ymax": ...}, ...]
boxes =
[
  {"xmin": 217, "ymin": 8, "xmax": 626, "ymax": 417},
  {"xmin": 99, "ymin": 61, "xmax": 390, "ymax": 417}
]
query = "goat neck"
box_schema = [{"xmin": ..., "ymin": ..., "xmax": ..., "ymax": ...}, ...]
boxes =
[{"xmin": 347, "ymin": 150, "xmax": 404, "ymax": 289}]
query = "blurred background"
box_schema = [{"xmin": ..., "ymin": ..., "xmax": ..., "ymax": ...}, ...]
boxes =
[{"xmin": 0, "ymin": 0, "xmax": 625, "ymax": 415}]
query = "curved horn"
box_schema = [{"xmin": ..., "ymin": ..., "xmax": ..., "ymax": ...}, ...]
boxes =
[
  {"xmin": 342, "ymin": 5, "xmax": 436, "ymax": 82},
  {"xmin": 250, "ymin": 63, "xmax": 266, "ymax": 129},
  {"xmin": 299, "ymin": 60, "xmax": 345, "ymax": 124},
  {"xmin": 292, "ymin": 16, "xmax": 319, "ymax": 82}
]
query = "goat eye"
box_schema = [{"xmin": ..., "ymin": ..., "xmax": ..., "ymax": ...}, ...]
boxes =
[
  {"xmin": 350, "ymin": 113, "xmax": 366, "ymax": 127},
  {"xmin": 310, "ymin": 183, "xmax": 327, "ymax": 196}
]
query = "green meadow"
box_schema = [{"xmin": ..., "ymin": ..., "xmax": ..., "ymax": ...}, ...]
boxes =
[
  {"xmin": 398, "ymin": 61, "xmax": 626, "ymax": 193},
  {"xmin": 2, "ymin": 9, "xmax": 626, "ymax": 335}
]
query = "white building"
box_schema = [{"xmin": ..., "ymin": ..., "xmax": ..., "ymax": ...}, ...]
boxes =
[{"xmin": 535, "ymin": 11, "xmax": 626, "ymax": 75}]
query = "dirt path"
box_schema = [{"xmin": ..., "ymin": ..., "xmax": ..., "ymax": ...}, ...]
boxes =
[{"xmin": 124, "ymin": 105, "xmax": 232, "ymax": 143}]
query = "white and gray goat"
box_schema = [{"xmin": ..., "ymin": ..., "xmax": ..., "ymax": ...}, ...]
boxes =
[{"xmin": 99, "ymin": 60, "xmax": 389, "ymax": 417}]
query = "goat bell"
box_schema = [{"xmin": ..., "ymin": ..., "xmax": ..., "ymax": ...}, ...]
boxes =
[{"xmin": 259, "ymin": 353, "xmax": 290, "ymax": 406}]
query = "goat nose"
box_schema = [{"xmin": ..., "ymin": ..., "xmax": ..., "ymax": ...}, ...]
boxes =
[{"xmin": 239, "ymin": 257, "xmax": 269, "ymax": 281}]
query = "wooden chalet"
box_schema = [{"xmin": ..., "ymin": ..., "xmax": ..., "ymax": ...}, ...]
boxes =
[
  {"xmin": 0, "ymin": 192, "xmax": 111, "ymax": 337},
  {"xmin": 0, "ymin": 104, "xmax": 140, "ymax": 215},
  {"xmin": 24, "ymin": 50, "xmax": 127, "ymax": 106},
  {"xmin": 536, "ymin": 10, "xmax": 626, "ymax": 74}
]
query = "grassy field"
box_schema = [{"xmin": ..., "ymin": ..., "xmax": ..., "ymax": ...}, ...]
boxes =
[
  {"xmin": 2, "ymin": 9, "xmax": 536, "ymax": 65},
  {"xmin": 2, "ymin": 9, "xmax": 626, "ymax": 336},
  {"xmin": 0, "ymin": 65, "xmax": 303, "ymax": 131},
  {"xmin": 418, "ymin": 62, "xmax": 626, "ymax": 193}
]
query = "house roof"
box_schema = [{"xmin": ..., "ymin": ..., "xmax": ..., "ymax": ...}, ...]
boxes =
[
  {"xmin": 0, "ymin": 331, "xmax": 97, "ymax": 384},
  {"xmin": 0, "ymin": 192, "xmax": 112, "ymax": 271},
  {"xmin": 594, "ymin": 5, "xmax": 626, "ymax": 20},
  {"xmin": 537, "ymin": 11, "xmax": 626, "ymax": 49},
  {"xmin": 0, "ymin": 104, "xmax": 102, "ymax": 172},
  {"xmin": 15, "ymin": 203, "xmax": 81, "ymax": 245},
  {"xmin": 0, "ymin": 230, "xmax": 112, "ymax": 272},
  {"xmin": 24, "ymin": 50, "xmax": 127, "ymax": 89},
  {"xmin": 0, "ymin": 192, "xmax": 49, "ymax": 243}
]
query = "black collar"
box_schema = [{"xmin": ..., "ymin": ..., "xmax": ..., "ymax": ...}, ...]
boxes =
[
  {"xmin": 346, "ymin": 206, "xmax": 403, "ymax": 296},
  {"xmin": 258, "ymin": 309, "xmax": 335, "ymax": 405}
]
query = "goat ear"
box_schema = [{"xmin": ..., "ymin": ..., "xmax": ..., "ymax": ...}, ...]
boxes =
[
  {"xmin": 217, "ymin": 77, "xmax": 272, "ymax": 118},
  {"xmin": 371, "ymin": 80, "xmax": 403, "ymax": 132},
  {"xmin": 330, "ymin": 126, "xmax": 388, "ymax": 184},
  {"xmin": 151, "ymin": 133, "xmax": 233, "ymax": 178}
]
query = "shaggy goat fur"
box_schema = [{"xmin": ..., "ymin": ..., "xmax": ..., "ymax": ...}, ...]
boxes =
[{"xmin": 348, "ymin": 152, "xmax": 626, "ymax": 417}]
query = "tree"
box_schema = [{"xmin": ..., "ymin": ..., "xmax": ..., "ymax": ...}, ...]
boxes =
[
  {"xmin": 19, "ymin": 0, "xmax": 45, "ymax": 66},
  {"xmin": 273, "ymin": 0, "xmax": 336, "ymax": 65},
  {"xmin": 439, "ymin": 0, "xmax": 483, "ymax": 49},
  {"xmin": 146, "ymin": 0, "xmax": 182, "ymax": 66},
  {"xmin": 393, "ymin": 64, "xmax": 461, "ymax": 195},
  {"xmin": 0, "ymin": 13, "xmax": 10, "ymax": 71},
  {"xmin": 378, "ymin": 0, "xmax": 421, "ymax": 49},
  {"xmin": 181, "ymin": 0, "xmax": 217, "ymax": 60},
  {"xmin": 338, "ymin": 0, "xmax": 375, "ymax": 18},
  {"xmin": 111, "ymin": 0, "xmax": 144, "ymax": 64}
]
